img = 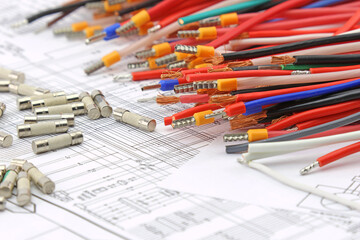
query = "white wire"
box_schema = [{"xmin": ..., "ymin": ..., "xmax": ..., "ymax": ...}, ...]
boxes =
[
  {"xmin": 238, "ymin": 157, "xmax": 360, "ymax": 211},
  {"xmin": 248, "ymin": 131, "xmax": 360, "ymax": 154},
  {"xmin": 117, "ymin": 0, "xmax": 248, "ymax": 58},
  {"xmin": 235, "ymin": 68, "xmax": 360, "ymax": 89},
  {"xmin": 250, "ymin": 41, "xmax": 360, "ymax": 66},
  {"xmin": 227, "ymin": 33, "xmax": 333, "ymax": 51}
]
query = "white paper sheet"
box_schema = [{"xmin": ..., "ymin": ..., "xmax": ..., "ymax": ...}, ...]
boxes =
[
  {"xmin": 1, "ymin": 1, "xmax": 359, "ymax": 239},
  {"xmin": 161, "ymin": 137, "xmax": 360, "ymax": 218}
]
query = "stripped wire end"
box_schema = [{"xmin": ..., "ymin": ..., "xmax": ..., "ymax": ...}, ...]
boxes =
[
  {"xmin": 203, "ymin": 55, "xmax": 225, "ymax": 65},
  {"xmin": 85, "ymin": 32, "xmax": 106, "ymax": 45},
  {"xmin": 84, "ymin": 60, "xmax": 105, "ymax": 75},
  {"xmin": 115, "ymin": 20, "xmax": 135, "ymax": 34},
  {"xmin": 199, "ymin": 17, "xmax": 220, "ymax": 27},
  {"xmin": 167, "ymin": 60, "xmax": 187, "ymax": 69},
  {"xmin": 128, "ymin": 61, "xmax": 149, "ymax": 69},
  {"xmin": 11, "ymin": 19, "xmax": 28, "ymax": 28},
  {"xmin": 148, "ymin": 24, "xmax": 161, "ymax": 34},
  {"xmin": 300, "ymin": 161, "xmax": 320, "ymax": 175},
  {"xmin": 271, "ymin": 55, "xmax": 296, "ymax": 65},
  {"xmin": 113, "ymin": 73, "xmax": 132, "ymax": 82},
  {"xmin": 135, "ymin": 49, "xmax": 156, "ymax": 59},
  {"xmin": 141, "ymin": 84, "xmax": 161, "ymax": 91},
  {"xmin": 177, "ymin": 30, "xmax": 199, "ymax": 38},
  {"xmin": 172, "ymin": 116, "xmax": 196, "ymax": 129},
  {"xmin": 161, "ymin": 72, "xmax": 182, "ymax": 79},
  {"xmin": 223, "ymin": 133, "xmax": 249, "ymax": 142}
]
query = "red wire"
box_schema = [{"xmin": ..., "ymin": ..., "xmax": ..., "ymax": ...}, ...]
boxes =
[
  {"xmin": 186, "ymin": 70, "xmax": 292, "ymax": 82},
  {"xmin": 235, "ymin": 78, "xmax": 356, "ymax": 102},
  {"xmin": 317, "ymin": 141, "xmax": 360, "ymax": 167},
  {"xmin": 237, "ymin": 7, "xmax": 355, "ymax": 22},
  {"xmin": 251, "ymin": 13, "xmax": 353, "ymax": 31},
  {"xmin": 147, "ymin": 0, "xmax": 186, "ymax": 20},
  {"xmin": 164, "ymin": 103, "xmax": 222, "ymax": 125},
  {"xmin": 296, "ymin": 108, "xmax": 360, "ymax": 130},
  {"xmin": 132, "ymin": 68, "xmax": 184, "ymax": 81},
  {"xmin": 266, "ymin": 100, "xmax": 360, "ymax": 131},
  {"xmin": 208, "ymin": 0, "xmax": 316, "ymax": 48},
  {"xmin": 310, "ymin": 64, "xmax": 360, "ymax": 74},
  {"xmin": 178, "ymin": 64, "xmax": 229, "ymax": 78},
  {"xmin": 267, "ymin": 125, "xmax": 360, "ymax": 139},
  {"xmin": 334, "ymin": 9, "xmax": 360, "ymax": 35}
]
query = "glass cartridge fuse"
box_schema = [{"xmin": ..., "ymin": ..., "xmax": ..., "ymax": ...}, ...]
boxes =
[
  {"xmin": 0, "ymin": 80, "xmax": 10, "ymax": 92},
  {"xmin": 16, "ymin": 171, "xmax": 31, "ymax": 206},
  {"xmin": 113, "ymin": 107, "xmax": 156, "ymax": 132},
  {"xmin": 0, "ymin": 102, "xmax": 5, "ymax": 117},
  {"xmin": 31, "ymin": 93, "xmax": 80, "ymax": 110},
  {"xmin": 0, "ymin": 165, "xmax": 6, "ymax": 182},
  {"xmin": 0, "ymin": 163, "xmax": 22, "ymax": 198},
  {"xmin": 0, "ymin": 131, "xmax": 13, "ymax": 147},
  {"xmin": 91, "ymin": 90, "xmax": 112, "ymax": 117},
  {"xmin": 9, "ymin": 82, "xmax": 50, "ymax": 96},
  {"xmin": 17, "ymin": 91, "xmax": 65, "ymax": 110},
  {"xmin": 0, "ymin": 196, "xmax": 5, "ymax": 211},
  {"xmin": 34, "ymin": 102, "xmax": 85, "ymax": 115},
  {"xmin": 0, "ymin": 66, "xmax": 25, "ymax": 82},
  {"xmin": 32, "ymin": 131, "xmax": 83, "ymax": 154},
  {"xmin": 24, "ymin": 114, "xmax": 75, "ymax": 127},
  {"xmin": 17, "ymin": 120, "xmax": 69, "ymax": 138},
  {"xmin": 79, "ymin": 92, "xmax": 101, "ymax": 119},
  {"xmin": 22, "ymin": 162, "xmax": 55, "ymax": 194}
]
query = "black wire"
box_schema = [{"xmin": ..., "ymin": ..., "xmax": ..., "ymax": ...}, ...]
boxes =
[
  {"xmin": 116, "ymin": 0, "xmax": 162, "ymax": 16},
  {"xmin": 222, "ymin": 32, "xmax": 360, "ymax": 61},
  {"xmin": 293, "ymin": 54, "xmax": 360, "ymax": 65},
  {"xmin": 265, "ymin": 87, "xmax": 360, "ymax": 118},
  {"xmin": 27, "ymin": 0, "xmax": 101, "ymax": 23},
  {"xmin": 230, "ymin": 81, "xmax": 331, "ymax": 95}
]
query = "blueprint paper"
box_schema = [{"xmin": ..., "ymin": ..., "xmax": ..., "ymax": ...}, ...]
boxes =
[
  {"xmin": 161, "ymin": 137, "xmax": 360, "ymax": 218},
  {"xmin": 0, "ymin": 1, "xmax": 359, "ymax": 239}
]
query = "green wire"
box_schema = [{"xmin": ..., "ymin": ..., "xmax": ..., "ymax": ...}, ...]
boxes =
[
  {"xmin": 178, "ymin": 0, "xmax": 271, "ymax": 26},
  {"xmin": 281, "ymin": 63, "xmax": 358, "ymax": 70}
]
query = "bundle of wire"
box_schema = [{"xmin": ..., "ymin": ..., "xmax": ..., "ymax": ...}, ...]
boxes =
[{"xmin": 14, "ymin": 0, "xmax": 360, "ymax": 211}]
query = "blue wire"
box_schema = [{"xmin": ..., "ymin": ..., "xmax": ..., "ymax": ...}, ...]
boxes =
[
  {"xmin": 302, "ymin": 0, "xmax": 345, "ymax": 9},
  {"xmin": 242, "ymin": 79, "xmax": 360, "ymax": 115}
]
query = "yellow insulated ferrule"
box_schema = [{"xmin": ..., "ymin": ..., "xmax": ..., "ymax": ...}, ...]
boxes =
[
  {"xmin": 194, "ymin": 110, "xmax": 214, "ymax": 126},
  {"xmin": 197, "ymin": 27, "xmax": 217, "ymax": 40},
  {"xmin": 217, "ymin": 78, "xmax": 238, "ymax": 91},
  {"xmin": 220, "ymin": 12, "xmax": 238, "ymax": 27}
]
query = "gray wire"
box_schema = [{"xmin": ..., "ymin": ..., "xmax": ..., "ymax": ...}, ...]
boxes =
[{"xmin": 226, "ymin": 111, "xmax": 360, "ymax": 153}]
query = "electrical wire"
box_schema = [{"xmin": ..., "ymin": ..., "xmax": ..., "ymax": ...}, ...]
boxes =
[
  {"xmin": 252, "ymin": 41, "xmax": 360, "ymax": 66},
  {"xmin": 266, "ymin": 100, "xmax": 360, "ymax": 131},
  {"xmin": 303, "ymin": 0, "xmax": 346, "ymax": 9},
  {"xmin": 226, "ymin": 111, "xmax": 360, "ymax": 153},
  {"xmin": 335, "ymin": 9, "xmax": 360, "ymax": 35},
  {"xmin": 233, "ymin": 68, "xmax": 360, "ymax": 90},
  {"xmin": 301, "ymin": 141, "xmax": 360, "ymax": 175},
  {"xmin": 186, "ymin": 70, "xmax": 292, "ymax": 82},
  {"xmin": 12, "ymin": 0, "xmax": 101, "ymax": 27},
  {"xmin": 222, "ymin": 32, "xmax": 360, "ymax": 61},
  {"xmin": 292, "ymin": 55, "xmax": 360, "ymax": 65},
  {"xmin": 265, "ymin": 88, "xmax": 360, "ymax": 118},
  {"xmin": 207, "ymin": 0, "xmax": 319, "ymax": 49},
  {"xmin": 116, "ymin": 0, "xmax": 162, "ymax": 16},
  {"xmin": 238, "ymin": 157, "xmax": 360, "ymax": 211},
  {"xmin": 227, "ymin": 33, "xmax": 333, "ymax": 51},
  {"xmin": 225, "ymin": 78, "xmax": 360, "ymax": 116},
  {"xmin": 233, "ymin": 79, "xmax": 354, "ymax": 102},
  {"xmin": 178, "ymin": 0, "xmax": 270, "ymax": 25},
  {"xmin": 296, "ymin": 107, "xmax": 360, "ymax": 130}
]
